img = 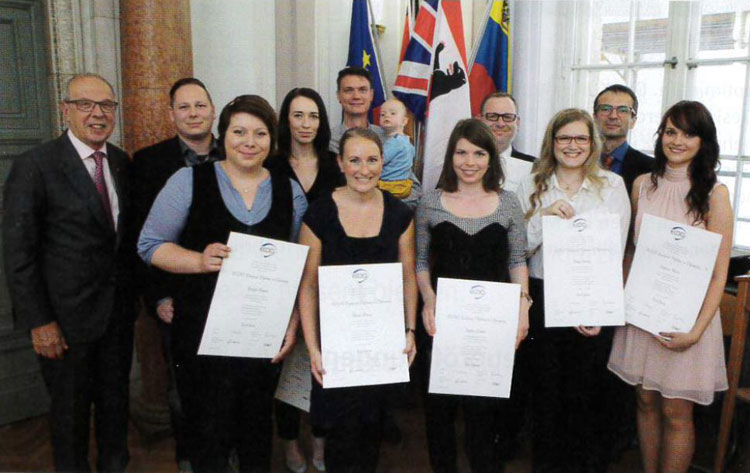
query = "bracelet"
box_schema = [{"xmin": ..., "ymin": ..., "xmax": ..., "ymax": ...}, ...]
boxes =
[
  {"xmin": 405, "ymin": 327, "xmax": 416, "ymax": 334},
  {"xmin": 520, "ymin": 291, "xmax": 533, "ymax": 307}
]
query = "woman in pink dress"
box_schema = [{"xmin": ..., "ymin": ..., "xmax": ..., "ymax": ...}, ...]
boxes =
[{"xmin": 608, "ymin": 101, "xmax": 733, "ymax": 473}]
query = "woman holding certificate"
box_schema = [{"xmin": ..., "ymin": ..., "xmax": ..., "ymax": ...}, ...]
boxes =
[
  {"xmin": 298, "ymin": 127, "xmax": 417, "ymax": 472},
  {"xmin": 416, "ymin": 119, "xmax": 530, "ymax": 473},
  {"xmin": 265, "ymin": 87, "xmax": 340, "ymax": 473},
  {"xmin": 137, "ymin": 95, "xmax": 308, "ymax": 473},
  {"xmin": 517, "ymin": 109, "xmax": 630, "ymax": 473},
  {"xmin": 608, "ymin": 101, "xmax": 732, "ymax": 473}
]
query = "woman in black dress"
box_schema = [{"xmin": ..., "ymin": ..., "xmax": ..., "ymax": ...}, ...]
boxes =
[
  {"xmin": 298, "ymin": 128, "xmax": 417, "ymax": 472},
  {"xmin": 416, "ymin": 119, "xmax": 530, "ymax": 473},
  {"xmin": 265, "ymin": 87, "xmax": 342, "ymax": 473}
]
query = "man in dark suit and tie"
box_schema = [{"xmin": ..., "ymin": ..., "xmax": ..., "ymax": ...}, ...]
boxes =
[
  {"xmin": 3, "ymin": 73, "xmax": 135, "ymax": 472},
  {"xmin": 594, "ymin": 84, "xmax": 654, "ymax": 195},
  {"xmin": 478, "ymin": 92, "xmax": 536, "ymax": 193},
  {"xmin": 130, "ymin": 77, "xmax": 217, "ymax": 473}
]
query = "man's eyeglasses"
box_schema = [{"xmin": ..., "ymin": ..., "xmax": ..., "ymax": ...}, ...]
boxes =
[
  {"xmin": 483, "ymin": 112, "xmax": 518, "ymax": 123},
  {"xmin": 595, "ymin": 104, "xmax": 635, "ymax": 117},
  {"xmin": 554, "ymin": 135, "xmax": 591, "ymax": 145},
  {"xmin": 65, "ymin": 99, "xmax": 118, "ymax": 113}
]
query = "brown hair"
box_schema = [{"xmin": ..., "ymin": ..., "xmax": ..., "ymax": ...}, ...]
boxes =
[{"xmin": 437, "ymin": 119, "xmax": 502, "ymax": 193}]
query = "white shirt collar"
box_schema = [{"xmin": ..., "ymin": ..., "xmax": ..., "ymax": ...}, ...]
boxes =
[
  {"xmin": 498, "ymin": 145, "xmax": 512, "ymax": 160},
  {"xmin": 550, "ymin": 172, "xmax": 594, "ymax": 193},
  {"xmin": 67, "ymin": 129, "xmax": 107, "ymax": 161}
]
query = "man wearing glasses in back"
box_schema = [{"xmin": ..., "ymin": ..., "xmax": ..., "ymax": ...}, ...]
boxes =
[
  {"xmin": 3, "ymin": 74, "xmax": 135, "ymax": 472},
  {"xmin": 593, "ymin": 84, "xmax": 654, "ymax": 194},
  {"xmin": 478, "ymin": 92, "xmax": 536, "ymax": 193}
]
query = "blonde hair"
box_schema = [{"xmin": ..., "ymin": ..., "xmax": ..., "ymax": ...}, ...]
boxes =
[{"xmin": 525, "ymin": 108, "xmax": 605, "ymax": 219}]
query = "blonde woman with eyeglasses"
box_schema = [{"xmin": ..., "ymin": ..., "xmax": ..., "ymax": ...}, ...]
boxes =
[{"xmin": 517, "ymin": 108, "xmax": 630, "ymax": 473}]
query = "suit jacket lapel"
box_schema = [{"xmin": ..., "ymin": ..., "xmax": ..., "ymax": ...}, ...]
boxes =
[{"xmin": 56, "ymin": 133, "xmax": 115, "ymax": 233}]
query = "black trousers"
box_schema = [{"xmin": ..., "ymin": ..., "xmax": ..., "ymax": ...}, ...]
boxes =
[
  {"xmin": 39, "ymin": 315, "xmax": 134, "ymax": 473},
  {"xmin": 528, "ymin": 277, "xmax": 621, "ymax": 473},
  {"xmin": 311, "ymin": 382, "xmax": 385, "ymax": 473},
  {"xmin": 175, "ymin": 356, "xmax": 276, "ymax": 473},
  {"xmin": 274, "ymin": 398, "xmax": 326, "ymax": 440}
]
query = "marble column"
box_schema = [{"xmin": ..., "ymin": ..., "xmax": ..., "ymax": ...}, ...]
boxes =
[
  {"xmin": 119, "ymin": 0, "xmax": 192, "ymax": 439},
  {"xmin": 120, "ymin": 0, "xmax": 192, "ymax": 154}
]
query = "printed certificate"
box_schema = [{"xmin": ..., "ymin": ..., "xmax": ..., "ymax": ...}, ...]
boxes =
[
  {"xmin": 542, "ymin": 213, "xmax": 625, "ymax": 327},
  {"xmin": 429, "ymin": 277, "xmax": 520, "ymax": 398},
  {"xmin": 318, "ymin": 263, "xmax": 409, "ymax": 389},
  {"xmin": 275, "ymin": 340, "xmax": 312, "ymax": 412},
  {"xmin": 625, "ymin": 214, "xmax": 722, "ymax": 335},
  {"xmin": 198, "ymin": 232, "xmax": 308, "ymax": 358}
]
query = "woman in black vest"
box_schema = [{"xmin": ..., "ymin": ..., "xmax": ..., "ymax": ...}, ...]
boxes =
[
  {"xmin": 298, "ymin": 127, "xmax": 417, "ymax": 472},
  {"xmin": 265, "ymin": 87, "xmax": 342, "ymax": 472},
  {"xmin": 137, "ymin": 95, "xmax": 308, "ymax": 473}
]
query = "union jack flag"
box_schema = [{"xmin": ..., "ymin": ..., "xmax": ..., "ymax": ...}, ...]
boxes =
[{"xmin": 392, "ymin": 0, "xmax": 439, "ymax": 122}]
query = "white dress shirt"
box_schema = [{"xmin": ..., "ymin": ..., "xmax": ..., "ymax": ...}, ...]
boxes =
[{"xmin": 67, "ymin": 130, "xmax": 120, "ymax": 228}]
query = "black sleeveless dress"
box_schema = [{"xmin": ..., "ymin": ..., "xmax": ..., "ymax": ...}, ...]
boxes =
[{"xmin": 304, "ymin": 191, "xmax": 413, "ymax": 473}]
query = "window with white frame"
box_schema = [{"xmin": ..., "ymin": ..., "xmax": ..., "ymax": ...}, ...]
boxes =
[{"xmin": 569, "ymin": 0, "xmax": 750, "ymax": 249}]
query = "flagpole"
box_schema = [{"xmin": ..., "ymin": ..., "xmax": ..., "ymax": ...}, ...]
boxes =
[
  {"xmin": 366, "ymin": 0, "xmax": 390, "ymax": 99},
  {"xmin": 467, "ymin": 0, "xmax": 493, "ymax": 73}
]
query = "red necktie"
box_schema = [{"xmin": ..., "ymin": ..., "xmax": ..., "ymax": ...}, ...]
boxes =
[
  {"xmin": 602, "ymin": 154, "xmax": 614, "ymax": 170},
  {"xmin": 91, "ymin": 151, "xmax": 114, "ymax": 227}
]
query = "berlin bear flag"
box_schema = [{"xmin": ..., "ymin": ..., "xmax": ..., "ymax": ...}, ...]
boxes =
[{"xmin": 393, "ymin": 0, "xmax": 471, "ymax": 191}]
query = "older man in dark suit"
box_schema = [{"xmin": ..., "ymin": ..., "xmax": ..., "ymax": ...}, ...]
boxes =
[
  {"xmin": 130, "ymin": 77, "xmax": 218, "ymax": 473},
  {"xmin": 3, "ymin": 73, "xmax": 135, "ymax": 472},
  {"xmin": 594, "ymin": 84, "xmax": 654, "ymax": 195}
]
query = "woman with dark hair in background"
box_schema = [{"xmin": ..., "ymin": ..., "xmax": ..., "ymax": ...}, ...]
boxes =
[
  {"xmin": 608, "ymin": 101, "xmax": 732, "ymax": 473},
  {"xmin": 299, "ymin": 127, "xmax": 417, "ymax": 472},
  {"xmin": 265, "ymin": 87, "xmax": 341, "ymax": 472},
  {"xmin": 416, "ymin": 118, "xmax": 530, "ymax": 473},
  {"xmin": 138, "ymin": 95, "xmax": 308, "ymax": 473},
  {"xmin": 517, "ymin": 108, "xmax": 630, "ymax": 473}
]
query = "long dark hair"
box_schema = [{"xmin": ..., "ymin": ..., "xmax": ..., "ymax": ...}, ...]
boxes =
[
  {"xmin": 652, "ymin": 100, "xmax": 719, "ymax": 224},
  {"xmin": 277, "ymin": 88, "xmax": 332, "ymax": 160},
  {"xmin": 437, "ymin": 119, "xmax": 502, "ymax": 193}
]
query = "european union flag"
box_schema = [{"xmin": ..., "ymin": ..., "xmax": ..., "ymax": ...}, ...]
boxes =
[{"xmin": 346, "ymin": 0, "xmax": 387, "ymax": 123}]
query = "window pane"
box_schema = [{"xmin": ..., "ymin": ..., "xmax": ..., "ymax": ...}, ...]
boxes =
[
  {"xmin": 583, "ymin": 70, "xmax": 627, "ymax": 110},
  {"xmin": 697, "ymin": 1, "xmax": 750, "ymax": 59},
  {"xmin": 586, "ymin": 1, "xmax": 630, "ymax": 66},
  {"xmin": 719, "ymin": 156, "xmax": 739, "ymax": 173},
  {"xmin": 633, "ymin": 2, "xmax": 669, "ymax": 63},
  {"xmin": 735, "ymin": 220, "xmax": 750, "ymax": 248},
  {"xmin": 690, "ymin": 64, "xmax": 746, "ymax": 156},
  {"xmin": 630, "ymin": 67, "xmax": 664, "ymax": 152}
]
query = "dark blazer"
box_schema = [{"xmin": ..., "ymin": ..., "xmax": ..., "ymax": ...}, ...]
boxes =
[
  {"xmin": 131, "ymin": 136, "xmax": 186, "ymax": 308},
  {"xmin": 620, "ymin": 145, "xmax": 654, "ymax": 196},
  {"xmin": 3, "ymin": 132, "xmax": 134, "ymax": 343},
  {"xmin": 511, "ymin": 147, "xmax": 536, "ymax": 163}
]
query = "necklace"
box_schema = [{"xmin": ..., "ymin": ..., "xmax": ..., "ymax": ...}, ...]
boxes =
[{"xmin": 555, "ymin": 173, "xmax": 583, "ymax": 192}]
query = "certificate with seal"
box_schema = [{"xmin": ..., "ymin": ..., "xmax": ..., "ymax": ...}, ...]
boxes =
[
  {"xmin": 625, "ymin": 213, "xmax": 722, "ymax": 335},
  {"xmin": 429, "ymin": 277, "xmax": 520, "ymax": 398},
  {"xmin": 318, "ymin": 263, "xmax": 409, "ymax": 389},
  {"xmin": 197, "ymin": 232, "xmax": 309, "ymax": 358},
  {"xmin": 275, "ymin": 340, "xmax": 312, "ymax": 412},
  {"xmin": 542, "ymin": 212, "xmax": 625, "ymax": 327}
]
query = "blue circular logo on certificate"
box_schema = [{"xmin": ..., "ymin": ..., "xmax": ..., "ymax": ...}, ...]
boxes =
[
  {"xmin": 260, "ymin": 242, "xmax": 277, "ymax": 258},
  {"xmin": 573, "ymin": 218, "xmax": 588, "ymax": 232},
  {"xmin": 352, "ymin": 268, "xmax": 368, "ymax": 283},
  {"xmin": 670, "ymin": 227, "xmax": 686, "ymax": 240},
  {"xmin": 470, "ymin": 285, "xmax": 486, "ymax": 299}
]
